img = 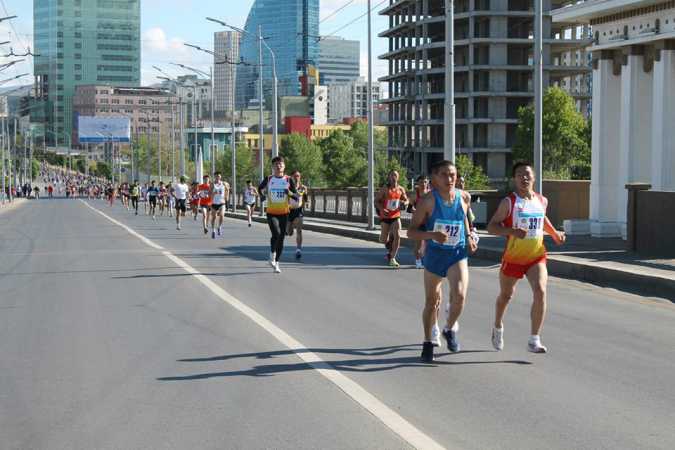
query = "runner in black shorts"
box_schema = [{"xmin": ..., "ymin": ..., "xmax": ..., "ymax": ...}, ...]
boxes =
[
  {"xmin": 173, "ymin": 176, "xmax": 189, "ymax": 230},
  {"xmin": 286, "ymin": 170, "xmax": 309, "ymax": 260}
]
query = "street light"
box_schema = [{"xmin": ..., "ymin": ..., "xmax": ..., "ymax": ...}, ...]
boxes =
[
  {"xmin": 159, "ymin": 74, "xmax": 199, "ymax": 181},
  {"xmin": 154, "ymin": 67, "xmax": 186, "ymax": 178},
  {"xmin": 207, "ymin": 16, "xmax": 279, "ymax": 179},
  {"xmin": 184, "ymin": 42, "xmax": 246, "ymax": 212},
  {"xmin": 172, "ymin": 61, "xmax": 217, "ymax": 179}
]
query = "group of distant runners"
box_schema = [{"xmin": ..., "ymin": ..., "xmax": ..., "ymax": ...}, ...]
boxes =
[{"xmin": 97, "ymin": 157, "xmax": 564, "ymax": 364}]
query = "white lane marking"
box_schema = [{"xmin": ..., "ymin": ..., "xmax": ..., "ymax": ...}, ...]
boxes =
[
  {"xmin": 81, "ymin": 200, "xmax": 448, "ymax": 450},
  {"xmin": 80, "ymin": 200, "xmax": 164, "ymax": 250}
]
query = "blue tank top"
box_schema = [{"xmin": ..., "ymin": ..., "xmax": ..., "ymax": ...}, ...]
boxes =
[{"xmin": 425, "ymin": 189, "xmax": 466, "ymax": 250}]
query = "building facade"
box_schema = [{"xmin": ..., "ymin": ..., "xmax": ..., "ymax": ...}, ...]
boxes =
[
  {"xmin": 33, "ymin": 0, "xmax": 141, "ymax": 145},
  {"xmin": 237, "ymin": 0, "xmax": 320, "ymax": 108},
  {"xmin": 72, "ymin": 85, "xmax": 177, "ymax": 162},
  {"xmin": 553, "ymin": 0, "xmax": 675, "ymax": 238},
  {"xmin": 328, "ymin": 77, "xmax": 381, "ymax": 123},
  {"xmin": 214, "ymin": 31, "xmax": 240, "ymax": 116},
  {"xmin": 379, "ymin": 0, "xmax": 591, "ymax": 178},
  {"xmin": 318, "ymin": 36, "xmax": 361, "ymax": 85}
]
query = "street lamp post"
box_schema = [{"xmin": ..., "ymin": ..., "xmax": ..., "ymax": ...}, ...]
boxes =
[
  {"xmin": 184, "ymin": 41, "xmax": 245, "ymax": 211},
  {"xmin": 367, "ymin": 1, "xmax": 375, "ymax": 229},
  {"xmin": 444, "ymin": 0, "xmax": 456, "ymax": 164},
  {"xmin": 206, "ymin": 17, "xmax": 279, "ymax": 174},
  {"xmin": 534, "ymin": 0, "xmax": 544, "ymax": 194}
]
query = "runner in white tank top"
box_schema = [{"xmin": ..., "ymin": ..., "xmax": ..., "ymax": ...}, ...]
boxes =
[
  {"xmin": 209, "ymin": 172, "xmax": 230, "ymax": 239},
  {"xmin": 243, "ymin": 180, "xmax": 259, "ymax": 227}
]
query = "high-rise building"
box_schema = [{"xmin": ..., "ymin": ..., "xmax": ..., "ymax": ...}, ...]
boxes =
[
  {"xmin": 379, "ymin": 0, "xmax": 592, "ymax": 178},
  {"xmin": 328, "ymin": 78, "xmax": 381, "ymax": 123},
  {"xmin": 33, "ymin": 0, "xmax": 141, "ymax": 145},
  {"xmin": 318, "ymin": 36, "xmax": 360, "ymax": 85},
  {"xmin": 237, "ymin": 0, "xmax": 319, "ymax": 109},
  {"xmin": 214, "ymin": 31, "xmax": 240, "ymax": 116}
]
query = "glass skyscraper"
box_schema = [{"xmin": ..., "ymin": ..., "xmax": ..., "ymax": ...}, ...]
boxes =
[
  {"xmin": 318, "ymin": 36, "xmax": 360, "ymax": 86},
  {"xmin": 33, "ymin": 0, "xmax": 141, "ymax": 145},
  {"xmin": 237, "ymin": 0, "xmax": 319, "ymax": 109}
]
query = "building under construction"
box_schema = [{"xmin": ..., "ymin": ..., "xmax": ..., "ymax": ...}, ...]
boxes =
[{"xmin": 379, "ymin": 0, "xmax": 592, "ymax": 178}]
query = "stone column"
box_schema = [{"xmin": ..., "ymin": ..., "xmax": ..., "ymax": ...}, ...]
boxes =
[
  {"xmin": 618, "ymin": 46, "xmax": 653, "ymax": 239},
  {"xmin": 589, "ymin": 51, "xmax": 622, "ymax": 238},
  {"xmin": 651, "ymin": 42, "xmax": 675, "ymax": 191}
]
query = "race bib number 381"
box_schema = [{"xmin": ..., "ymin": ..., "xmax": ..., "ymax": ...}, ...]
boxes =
[
  {"xmin": 433, "ymin": 219, "xmax": 463, "ymax": 248},
  {"xmin": 516, "ymin": 212, "xmax": 544, "ymax": 239}
]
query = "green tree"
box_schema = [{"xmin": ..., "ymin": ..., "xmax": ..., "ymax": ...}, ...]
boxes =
[
  {"xmin": 512, "ymin": 86, "xmax": 591, "ymax": 180},
  {"xmin": 218, "ymin": 144, "xmax": 257, "ymax": 192},
  {"xmin": 31, "ymin": 160, "xmax": 40, "ymax": 180},
  {"xmin": 456, "ymin": 154, "xmax": 490, "ymax": 190},
  {"xmin": 76, "ymin": 158, "xmax": 87, "ymax": 174},
  {"xmin": 95, "ymin": 162, "xmax": 111, "ymax": 180},
  {"xmin": 320, "ymin": 129, "xmax": 367, "ymax": 188},
  {"xmin": 279, "ymin": 133, "xmax": 324, "ymax": 186}
]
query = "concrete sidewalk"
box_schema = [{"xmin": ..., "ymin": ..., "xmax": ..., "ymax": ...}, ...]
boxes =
[{"xmin": 225, "ymin": 211, "xmax": 674, "ymax": 301}]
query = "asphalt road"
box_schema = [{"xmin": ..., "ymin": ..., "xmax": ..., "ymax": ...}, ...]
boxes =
[{"xmin": 1, "ymin": 198, "xmax": 673, "ymax": 450}]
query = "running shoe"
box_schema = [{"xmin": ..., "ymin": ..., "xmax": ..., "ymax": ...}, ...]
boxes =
[
  {"xmin": 176, "ymin": 225, "xmax": 181, "ymax": 231},
  {"xmin": 420, "ymin": 341, "xmax": 434, "ymax": 363},
  {"xmin": 388, "ymin": 258, "xmax": 400, "ymax": 268},
  {"xmin": 211, "ymin": 230, "xmax": 216, "ymax": 239},
  {"xmin": 415, "ymin": 259, "xmax": 424, "ymax": 269},
  {"xmin": 274, "ymin": 262, "xmax": 281, "ymax": 274},
  {"xmin": 203, "ymin": 228, "xmax": 208, "ymax": 235},
  {"xmin": 295, "ymin": 249, "xmax": 302, "ymax": 260},
  {"xmin": 527, "ymin": 338, "xmax": 547, "ymax": 354},
  {"xmin": 431, "ymin": 323, "xmax": 441, "ymax": 347},
  {"xmin": 492, "ymin": 327, "xmax": 504, "ymax": 351},
  {"xmin": 248, "ymin": 223, "xmax": 252, "ymax": 227},
  {"xmin": 269, "ymin": 253, "xmax": 276, "ymax": 267},
  {"xmin": 442, "ymin": 326, "xmax": 460, "ymax": 353}
]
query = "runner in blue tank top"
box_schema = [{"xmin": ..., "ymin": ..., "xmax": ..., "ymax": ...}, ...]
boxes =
[{"xmin": 408, "ymin": 160, "xmax": 478, "ymax": 363}]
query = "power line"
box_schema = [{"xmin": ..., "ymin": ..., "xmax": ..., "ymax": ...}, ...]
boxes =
[
  {"xmin": 321, "ymin": 0, "xmax": 387, "ymax": 42},
  {"xmin": 320, "ymin": 0, "xmax": 357, "ymax": 24}
]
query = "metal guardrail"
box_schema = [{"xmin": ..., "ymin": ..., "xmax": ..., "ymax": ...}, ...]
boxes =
[{"xmin": 236, "ymin": 188, "xmax": 502, "ymax": 226}]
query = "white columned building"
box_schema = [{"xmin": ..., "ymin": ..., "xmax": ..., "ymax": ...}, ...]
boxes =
[{"xmin": 553, "ymin": 0, "xmax": 675, "ymax": 238}]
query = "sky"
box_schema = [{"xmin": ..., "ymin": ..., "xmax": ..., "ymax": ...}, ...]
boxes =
[{"xmin": 1, "ymin": 0, "xmax": 389, "ymax": 91}]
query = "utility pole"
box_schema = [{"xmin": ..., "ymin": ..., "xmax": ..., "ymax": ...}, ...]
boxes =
[
  {"xmin": 231, "ymin": 58, "xmax": 237, "ymax": 212},
  {"xmin": 367, "ymin": 0, "xmax": 375, "ymax": 230},
  {"xmin": 210, "ymin": 65, "xmax": 216, "ymax": 178},
  {"xmin": 444, "ymin": 0, "xmax": 455, "ymax": 163},
  {"xmin": 171, "ymin": 102, "xmax": 176, "ymax": 182},
  {"xmin": 179, "ymin": 100, "xmax": 185, "ymax": 177},
  {"xmin": 258, "ymin": 25, "xmax": 265, "ymax": 181},
  {"xmin": 534, "ymin": 0, "xmax": 544, "ymax": 194},
  {"xmin": 157, "ymin": 119, "xmax": 162, "ymax": 181}
]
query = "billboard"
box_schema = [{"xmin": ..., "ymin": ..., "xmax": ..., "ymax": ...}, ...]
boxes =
[{"xmin": 78, "ymin": 116, "xmax": 131, "ymax": 143}]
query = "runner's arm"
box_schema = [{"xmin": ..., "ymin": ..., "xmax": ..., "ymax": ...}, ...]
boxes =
[
  {"xmin": 258, "ymin": 177, "xmax": 268, "ymax": 194},
  {"xmin": 374, "ymin": 188, "xmax": 386, "ymax": 212},
  {"xmin": 487, "ymin": 198, "xmax": 526, "ymax": 239},
  {"xmin": 407, "ymin": 196, "xmax": 448, "ymax": 244},
  {"xmin": 544, "ymin": 216, "xmax": 565, "ymax": 245},
  {"xmin": 461, "ymin": 195, "xmax": 478, "ymax": 253}
]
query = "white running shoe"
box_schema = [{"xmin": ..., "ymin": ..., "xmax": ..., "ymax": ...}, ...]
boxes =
[
  {"xmin": 269, "ymin": 253, "xmax": 276, "ymax": 267},
  {"xmin": 274, "ymin": 262, "xmax": 281, "ymax": 274},
  {"xmin": 492, "ymin": 327, "xmax": 504, "ymax": 351},
  {"xmin": 431, "ymin": 322, "xmax": 441, "ymax": 347},
  {"xmin": 415, "ymin": 259, "xmax": 423, "ymax": 269},
  {"xmin": 527, "ymin": 337, "xmax": 547, "ymax": 354}
]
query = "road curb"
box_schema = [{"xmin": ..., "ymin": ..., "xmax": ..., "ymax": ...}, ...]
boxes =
[{"xmin": 225, "ymin": 212, "xmax": 674, "ymax": 300}]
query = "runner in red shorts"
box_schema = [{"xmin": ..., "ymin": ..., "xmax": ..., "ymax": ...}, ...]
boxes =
[{"xmin": 487, "ymin": 161, "xmax": 565, "ymax": 354}]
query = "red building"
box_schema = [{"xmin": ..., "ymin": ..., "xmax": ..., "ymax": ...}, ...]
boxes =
[{"xmin": 284, "ymin": 116, "xmax": 312, "ymax": 139}]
